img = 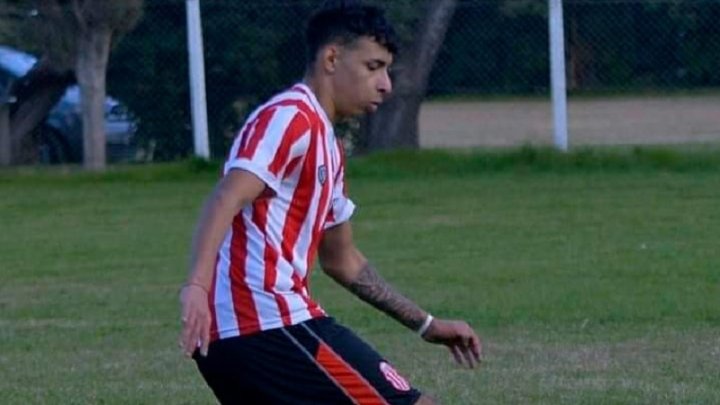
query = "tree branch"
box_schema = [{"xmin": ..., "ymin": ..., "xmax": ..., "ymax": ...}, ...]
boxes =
[{"xmin": 71, "ymin": 0, "xmax": 86, "ymax": 31}]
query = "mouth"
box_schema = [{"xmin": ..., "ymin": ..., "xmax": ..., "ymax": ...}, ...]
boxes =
[{"xmin": 366, "ymin": 102, "xmax": 381, "ymax": 113}]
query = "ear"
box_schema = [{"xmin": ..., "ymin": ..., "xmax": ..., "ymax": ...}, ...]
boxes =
[{"xmin": 321, "ymin": 44, "xmax": 340, "ymax": 74}]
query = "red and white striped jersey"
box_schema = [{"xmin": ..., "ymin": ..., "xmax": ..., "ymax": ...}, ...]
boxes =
[{"xmin": 209, "ymin": 83, "xmax": 355, "ymax": 340}]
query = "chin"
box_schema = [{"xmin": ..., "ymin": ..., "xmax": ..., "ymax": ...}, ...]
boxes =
[
  {"xmin": 343, "ymin": 108, "xmax": 368, "ymax": 117},
  {"xmin": 365, "ymin": 104, "xmax": 379, "ymax": 114}
]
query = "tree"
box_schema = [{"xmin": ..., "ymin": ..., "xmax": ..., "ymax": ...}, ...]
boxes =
[
  {"xmin": 5, "ymin": 0, "xmax": 142, "ymax": 169},
  {"xmin": 1, "ymin": 1, "xmax": 74, "ymax": 164},
  {"xmin": 0, "ymin": 1, "xmax": 24, "ymax": 44},
  {"xmin": 364, "ymin": 0, "xmax": 457, "ymax": 151},
  {"xmin": 72, "ymin": 1, "xmax": 143, "ymax": 170}
]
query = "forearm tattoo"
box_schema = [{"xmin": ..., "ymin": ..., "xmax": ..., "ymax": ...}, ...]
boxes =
[{"xmin": 346, "ymin": 262, "xmax": 427, "ymax": 331}]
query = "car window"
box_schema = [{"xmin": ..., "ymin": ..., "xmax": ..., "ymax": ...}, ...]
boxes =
[
  {"xmin": 0, "ymin": 45, "xmax": 37, "ymax": 76},
  {"xmin": 106, "ymin": 104, "xmax": 131, "ymax": 122}
]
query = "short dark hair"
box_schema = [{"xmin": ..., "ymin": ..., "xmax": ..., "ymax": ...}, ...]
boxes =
[{"xmin": 305, "ymin": 0, "xmax": 398, "ymax": 66}]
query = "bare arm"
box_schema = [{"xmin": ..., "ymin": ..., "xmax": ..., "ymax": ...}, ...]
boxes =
[
  {"xmin": 179, "ymin": 169, "xmax": 265, "ymax": 357},
  {"xmin": 319, "ymin": 221, "xmax": 483, "ymax": 368},
  {"xmin": 319, "ymin": 222, "xmax": 427, "ymax": 330}
]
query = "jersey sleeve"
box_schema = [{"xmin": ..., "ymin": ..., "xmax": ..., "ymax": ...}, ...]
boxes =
[
  {"xmin": 324, "ymin": 141, "xmax": 355, "ymax": 229},
  {"xmin": 224, "ymin": 105, "xmax": 311, "ymax": 194}
]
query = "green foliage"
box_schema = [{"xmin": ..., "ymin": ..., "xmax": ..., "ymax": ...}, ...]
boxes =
[
  {"xmin": 108, "ymin": 1, "xmax": 192, "ymax": 161},
  {"xmin": 431, "ymin": 0, "xmax": 720, "ymax": 95},
  {"xmin": 0, "ymin": 1, "xmax": 39, "ymax": 52},
  {"xmin": 107, "ymin": 0, "xmax": 421, "ymax": 161},
  {"xmin": 0, "ymin": 2, "xmax": 21, "ymax": 45},
  {"xmin": 3, "ymin": 144, "xmax": 720, "ymax": 184},
  {"xmin": 346, "ymin": 144, "xmax": 720, "ymax": 178}
]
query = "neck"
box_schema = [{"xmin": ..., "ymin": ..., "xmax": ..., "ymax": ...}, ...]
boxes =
[{"xmin": 303, "ymin": 73, "xmax": 337, "ymax": 123}]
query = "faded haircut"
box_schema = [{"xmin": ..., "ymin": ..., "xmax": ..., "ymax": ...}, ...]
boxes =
[{"xmin": 305, "ymin": 0, "xmax": 398, "ymax": 66}]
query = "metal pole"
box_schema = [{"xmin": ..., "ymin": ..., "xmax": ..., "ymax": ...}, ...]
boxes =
[
  {"xmin": 186, "ymin": 0, "xmax": 210, "ymax": 159},
  {"xmin": 549, "ymin": 0, "xmax": 569, "ymax": 151}
]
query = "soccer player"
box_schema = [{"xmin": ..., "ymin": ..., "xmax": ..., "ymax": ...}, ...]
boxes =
[{"xmin": 179, "ymin": 1, "xmax": 481, "ymax": 404}]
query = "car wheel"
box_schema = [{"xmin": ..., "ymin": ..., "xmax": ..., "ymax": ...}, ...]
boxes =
[{"xmin": 38, "ymin": 127, "xmax": 73, "ymax": 164}]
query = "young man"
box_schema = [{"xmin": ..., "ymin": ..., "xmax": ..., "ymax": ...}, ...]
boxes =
[{"xmin": 179, "ymin": 2, "xmax": 481, "ymax": 404}]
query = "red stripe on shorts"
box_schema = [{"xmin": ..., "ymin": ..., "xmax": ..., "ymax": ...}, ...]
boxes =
[{"xmin": 315, "ymin": 343, "xmax": 388, "ymax": 405}]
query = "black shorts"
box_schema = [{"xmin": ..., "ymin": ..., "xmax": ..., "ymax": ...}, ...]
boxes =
[{"xmin": 193, "ymin": 317, "xmax": 422, "ymax": 405}]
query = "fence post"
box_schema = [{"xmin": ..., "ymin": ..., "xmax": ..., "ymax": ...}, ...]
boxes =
[
  {"xmin": 549, "ymin": 0, "xmax": 569, "ymax": 151},
  {"xmin": 186, "ymin": 0, "xmax": 210, "ymax": 160}
]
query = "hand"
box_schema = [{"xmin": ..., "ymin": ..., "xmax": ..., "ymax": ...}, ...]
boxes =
[
  {"xmin": 422, "ymin": 318, "xmax": 482, "ymax": 369},
  {"xmin": 179, "ymin": 283, "xmax": 211, "ymax": 358}
]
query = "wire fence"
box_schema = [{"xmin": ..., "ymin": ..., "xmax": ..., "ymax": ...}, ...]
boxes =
[
  {"xmin": 422, "ymin": 0, "xmax": 720, "ymax": 148},
  {"xmin": 5, "ymin": 0, "xmax": 720, "ymax": 162}
]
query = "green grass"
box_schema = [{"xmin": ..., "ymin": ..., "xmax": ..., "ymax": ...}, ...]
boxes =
[{"xmin": 1, "ymin": 147, "xmax": 719, "ymax": 404}]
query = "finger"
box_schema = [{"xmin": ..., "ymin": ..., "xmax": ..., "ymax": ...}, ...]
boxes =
[
  {"xmin": 461, "ymin": 334, "xmax": 480, "ymax": 366},
  {"xmin": 192, "ymin": 310, "xmax": 210, "ymax": 341},
  {"xmin": 200, "ymin": 318, "xmax": 211, "ymax": 357},
  {"xmin": 180, "ymin": 310, "xmax": 194, "ymax": 345},
  {"xmin": 449, "ymin": 345, "xmax": 464, "ymax": 366},
  {"xmin": 180, "ymin": 299, "xmax": 192, "ymax": 323},
  {"xmin": 190, "ymin": 315, "xmax": 206, "ymax": 355},
  {"xmin": 458, "ymin": 324, "xmax": 482, "ymax": 361},
  {"xmin": 181, "ymin": 330, "xmax": 197, "ymax": 357},
  {"xmin": 181, "ymin": 313, "xmax": 200, "ymax": 356},
  {"xmin": 182, "ymin": 327, "xmax": 198, "ymax": 357},
  {"xmin": 458, "ymin": 344, "xmax": 477, "ymax": 369},
  {"xmin": 180, "ymin": 303, "xmax": 192, "ymax": 331},
  {"xmin": 469, "ymin": 333, "xmax": 482, "ymax": 361}
]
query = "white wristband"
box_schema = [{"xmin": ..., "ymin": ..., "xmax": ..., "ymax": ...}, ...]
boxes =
[{"xmin": 417, "ymin": 314, "xmax": 434, "ymax": 337}]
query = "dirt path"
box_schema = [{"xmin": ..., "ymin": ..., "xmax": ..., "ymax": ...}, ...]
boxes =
[{"xmin": 419, "ymin": 95, "xmax": 720, "ymax": 148}]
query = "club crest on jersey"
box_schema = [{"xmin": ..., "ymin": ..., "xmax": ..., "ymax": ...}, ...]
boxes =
[{"xmin": 318, "ymin": 165, "xmax": 328, "ymax": 185}]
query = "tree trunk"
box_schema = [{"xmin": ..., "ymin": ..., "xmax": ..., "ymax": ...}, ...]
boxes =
[
  {"xmin": 76, "ymin": 27, "xmax": 112, "ymax": 170},
  {"xmin": 567, "ymin": 7, "xmax": 581, "ymax": 90},
  {"xmin": 8, "ymin": 61, "xmax": 74, "ymax": 164},
  {"xmin": 365, "ymin": 0, "xmax": 457, "ymax": 151},
  {"xmin": 0, "ymin": 102, "xmax": 10, "ymax": 166},
  {"xmin": 567, "ymin": 6, "xmax": 595, "ymax": 91}
]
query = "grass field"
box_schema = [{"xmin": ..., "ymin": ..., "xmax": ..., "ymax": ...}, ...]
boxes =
[{"xmin": 1, "ymin": 147, "xmax": 719, "ymax": 404}]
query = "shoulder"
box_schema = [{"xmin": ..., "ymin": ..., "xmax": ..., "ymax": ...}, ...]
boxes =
[{"xmin": 252, "ymin": 90, "xmax": 320, "ymax": 130}]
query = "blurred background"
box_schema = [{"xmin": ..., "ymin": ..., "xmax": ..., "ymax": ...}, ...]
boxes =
[{"xmin": 1, "ymin": 0, "xmax": 719, "ymax": 165}]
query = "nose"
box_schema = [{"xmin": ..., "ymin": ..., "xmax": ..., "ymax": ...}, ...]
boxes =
[{"xmin": 378, "ymin": 68, "xmax": 392, "ymax": 95}]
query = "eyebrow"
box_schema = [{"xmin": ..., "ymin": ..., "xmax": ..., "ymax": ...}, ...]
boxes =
[{"xmin": 368, "ymin": 59, "xmax": 390, "ymax": 67}]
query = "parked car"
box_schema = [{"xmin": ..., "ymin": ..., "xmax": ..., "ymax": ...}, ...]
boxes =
[{"xmin": 0, "ymin": 45, "xmax": 140, "ymax": 163}]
